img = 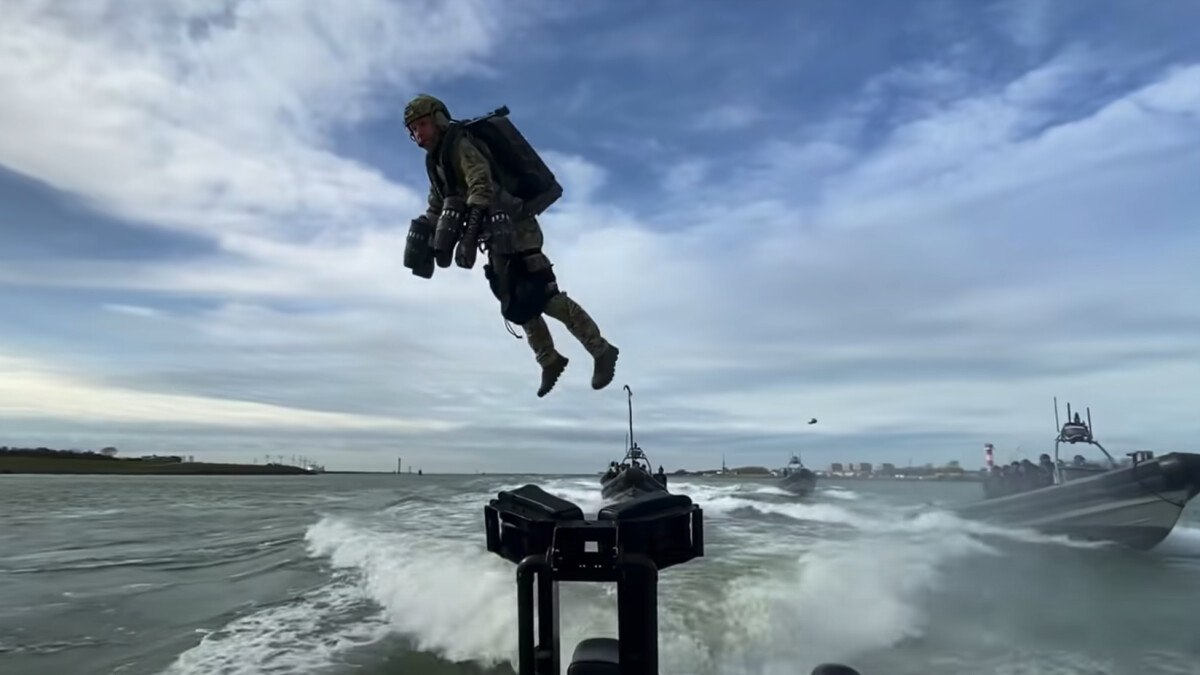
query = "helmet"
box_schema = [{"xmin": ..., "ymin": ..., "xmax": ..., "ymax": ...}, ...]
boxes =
[{"xmin": 404, "ymin": 94, "xmax": 450, "ymax": 127}]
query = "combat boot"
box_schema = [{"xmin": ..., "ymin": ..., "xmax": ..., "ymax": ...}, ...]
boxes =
[
  {"xmin": 591, "ymin": 345, "xmax": 619, "ymax": 390},
  {"xmin": 538, "ymin": 353, "xmax": 569, "ymax": 398}
]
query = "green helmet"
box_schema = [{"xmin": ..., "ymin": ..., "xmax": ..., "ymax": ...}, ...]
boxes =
[{"xmin": 404, "ymin": 94, "xmax": 450, "ymax": 127}]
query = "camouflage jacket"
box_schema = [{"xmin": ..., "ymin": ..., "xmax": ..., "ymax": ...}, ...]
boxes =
[{"xmin": 424, "ymin": 133, "xmax": 526, "ymax": 225}]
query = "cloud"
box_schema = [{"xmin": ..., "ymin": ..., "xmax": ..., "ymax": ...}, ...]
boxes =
[
  {"xmin": 992, "ymin": 0, "xmax": 1055, "ymax": 53},
  {"xmin": 691, "ymin": 105, "xmax": 762, "ymax": 132},
  {"xmin": 0, "ymin": 353, "xmax": 453, "ymax": 432},
  {"xmin": 0, "ymin": 0, "xmax": 513, "ymax": 240},
  {"xmin": 659, "ymin": 159, "xmax": 711, "ymax": 195},
  {"xmin": 101, "ymin": 303, "xmax": 162, "ymax": 319},
  {"xmin": 1, "ymin": 1, "xmax": 1199, "ymax": 473}
]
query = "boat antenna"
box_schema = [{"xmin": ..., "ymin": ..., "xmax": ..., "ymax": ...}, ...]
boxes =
[
  {"xmin": 1087, "ymin": 406, "xmax": 1093, "ymax": 436},
  {"xmin": 624, "ymin": 384, "xmax": 636, "ymax": 449},
  {"xmin": 1053, "ymin": 396, "xmax": 1061, "ymax": 432}
]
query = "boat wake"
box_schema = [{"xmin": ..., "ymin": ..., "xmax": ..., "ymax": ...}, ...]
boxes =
[
  {"xmin": 288, "ymin": 507, "xmax": 995, "ymax": 675},
  {"xmin": 679, "ymin": 486, "xmax": 1109, "ymax": 552},
  {"xmin": 156, "ymin": 476, "xmax": 1165, "ymax": 675},
  {"xmin": 1150, "ymin": 525, "xmax": 1200, "ymax": 559},
  {"xmin": 157, "ymin": 571, "xmax": 390, "ymax": 675}
]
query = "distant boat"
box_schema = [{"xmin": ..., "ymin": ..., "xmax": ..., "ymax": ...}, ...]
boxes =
[
  {"xmin": 599, "ymin": 385, "xmax": 669, "ymax": 502},
  {"xmin": 778, "ymin": 453, "xmax": 817, "ymax": 496}
]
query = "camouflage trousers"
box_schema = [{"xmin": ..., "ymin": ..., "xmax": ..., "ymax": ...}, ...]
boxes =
[
  {"xmin": 524, "ymin": 292, "xmax": 611, "ymax": 365},
  {"xmin": 490, "ymin": 216, "xmax": 612, "ymax": 366}
]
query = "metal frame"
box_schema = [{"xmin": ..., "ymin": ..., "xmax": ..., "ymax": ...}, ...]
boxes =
[
  {"xmin": 516, "ymin": 553, "xmax": 660, "ymax": 675},
  {"xmin": 1052, "ymin": 397, "xmax": 1116, "ymax": 484}
]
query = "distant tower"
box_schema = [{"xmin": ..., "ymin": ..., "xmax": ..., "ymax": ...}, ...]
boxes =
[
  {"xmin": 984, "ymin": 443, "xmax": 994, "ymax": 469},
  {"xmin": 397, "ymin": 457, "xmax": 402, "ymax": 474}
]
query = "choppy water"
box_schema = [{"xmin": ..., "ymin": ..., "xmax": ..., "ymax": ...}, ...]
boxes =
[{"xmin": 1, "ymin": 474, "xmax": 1199, "ymax": 675}]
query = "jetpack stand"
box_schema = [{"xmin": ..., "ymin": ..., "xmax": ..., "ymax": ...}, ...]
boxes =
[
  {"xmin": 485, "ymin": 484, "xmax": 702, "ymax": 675},
  {"xmin": 516, "ymin": 551, "xmax": 661, "ymax": 675},
  {"xmin": 483, "ymin": 484, "xmax": 864, "ymax": 675}
]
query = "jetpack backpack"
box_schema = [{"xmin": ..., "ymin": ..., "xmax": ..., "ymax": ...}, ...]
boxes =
[{"xmin": 429, "ymin": 106, "xmax": 564, "ymax": 217}]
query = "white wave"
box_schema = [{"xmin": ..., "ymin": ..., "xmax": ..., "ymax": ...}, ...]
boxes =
[
  {"xmin": 157, "ymin": 579, "xmax": 389, "ymax": 675},
  {"xmin": 465, "ymin": 478, "xmax": 1012, "ymax": 667},
  {"xmin": 693, "ymin": 530, "xmax": 999, "ymax": 674},
  {"xmin": 530, "ymin": 477, "xmax": 760, "ymax": 516},
  {"xmin": 821, "ymin": 487, "xmax": 861, "ymax": 500},
  {"xmin": 698, "ymin": 492, "xmax": 1109, "ymax": 551},
  {"xmin": 170, "ymin": 478, "xmax": 1121, "ymax": 675},
  {"xmin": 303, "ymin": 515, "xmax": 520, "ymax": 665},
  {"xmin": 299, "ymin": 512, "xmax": 631, "ymax": 672},
  {"xmin": 751, "ymin": 486, "xmax": 794, "ymax": 496},
  {"xmin": 535, "ymin": 478, "xmax": 609, "ymax": 516},
  {"xmin": 699, "ymin": 494, "xmax": 865, "ymax": 524},
  {"xmin": 1151, "ymin": 525, "xmax": 1200, "ymax": 558},
  {"xmin": 54, "ymin": 507, "xmax": 126, "ymax": 519}
]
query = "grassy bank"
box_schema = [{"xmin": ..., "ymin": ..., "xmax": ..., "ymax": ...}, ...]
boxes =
[{"xmin": 0, "ymin": 456, "xmax": 314, "ymax": 475}]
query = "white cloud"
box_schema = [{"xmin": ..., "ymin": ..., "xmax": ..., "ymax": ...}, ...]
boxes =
[
  {"xmin": 660, "ymin": 159, "xmax": 711, "ymax": 194},
  {"xmin": 1, "ymin": 4, "xmax": 1199, "ymax": 472},
  {"xmin": 691, "ymin": 104, "xmax": 762, "ymax": 131},
  {"xmin": 992, "ymin": 0, "xmax": 1055, "ymax": 52},
  {"xmin": 0, "ymin": 0, "xmax": 509, "ymax": 239},
  {"xmin": 101, "ymin": 303, "xmax": 162, "ymax": 319},
  {"xmin": 0, "ymin": 353, "xmax": 455, "ymax": 432}
]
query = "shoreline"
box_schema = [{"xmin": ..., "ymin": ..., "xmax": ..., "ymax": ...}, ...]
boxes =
[{"xmin": 0, "ymin": 456, "xmax": 316, "ymax": 476}]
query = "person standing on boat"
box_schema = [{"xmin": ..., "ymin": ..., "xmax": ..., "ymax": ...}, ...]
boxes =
[
  {"xmin": 1037, "ymin": 454, "xmax": 1057, "ymax": 486},
  {"xmin": 401, "ymin": 94, "xmax": 620, "ymax": 397}
]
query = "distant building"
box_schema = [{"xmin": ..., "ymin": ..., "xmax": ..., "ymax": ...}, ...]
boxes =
[
  {"xmin": 830, "ymin": 462, "xmax": 844, "ymax": 473},
  {"xmin": 859, "ymin": 462, "xmax": 873, "ymax": 475},
  {"xmin": 879, "ymin": 463, "xmax": 896, "ymax": 476}
]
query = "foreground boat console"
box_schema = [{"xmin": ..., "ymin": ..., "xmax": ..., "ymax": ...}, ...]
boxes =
[{"xmin": 483, "ymin": 484, "xmax": 861, "ymax": 675}]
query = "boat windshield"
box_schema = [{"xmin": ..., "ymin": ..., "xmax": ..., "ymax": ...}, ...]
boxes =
[{"xmin": 781, "ymin": 454, "xmax": 805, "ymax": 476}]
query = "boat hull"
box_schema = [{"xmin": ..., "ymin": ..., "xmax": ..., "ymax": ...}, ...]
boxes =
[
  {"xmin": 955, "ymin": 451, "xmax": 1200, "ymax": 550},
  {"xmin": 600, "ymin": 466, "xmax": 667, "ymax": 502},
  {"xmin": 779, "ymin": 470, "xmax": 818, "ymax": 496}
]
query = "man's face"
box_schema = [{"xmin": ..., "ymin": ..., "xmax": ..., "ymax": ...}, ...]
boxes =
[{"xmin": 408, "ymin": 115, "xmax": 438, "ymax": 151}]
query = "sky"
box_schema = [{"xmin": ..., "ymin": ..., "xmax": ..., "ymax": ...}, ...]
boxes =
[{"xmin": 1, "ymin": 0, "xmax": 1199, "ymax": 474}]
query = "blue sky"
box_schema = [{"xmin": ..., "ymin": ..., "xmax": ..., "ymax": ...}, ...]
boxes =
[{"xmin": 1, "ymin": 0, "xmax": 1199, "ymax": 473}]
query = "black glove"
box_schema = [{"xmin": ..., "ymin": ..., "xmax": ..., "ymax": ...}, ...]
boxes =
[
  {"xmin": 433, "ymin": 197, "xmax": 467, "ymax": 268},
  {"xmin": 403, "ymin": 215, "xmax": 436, "ymax": 279},
  {"xmin": 455, "ymin": 207, "xmax": 485, "ymax": 269}
]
